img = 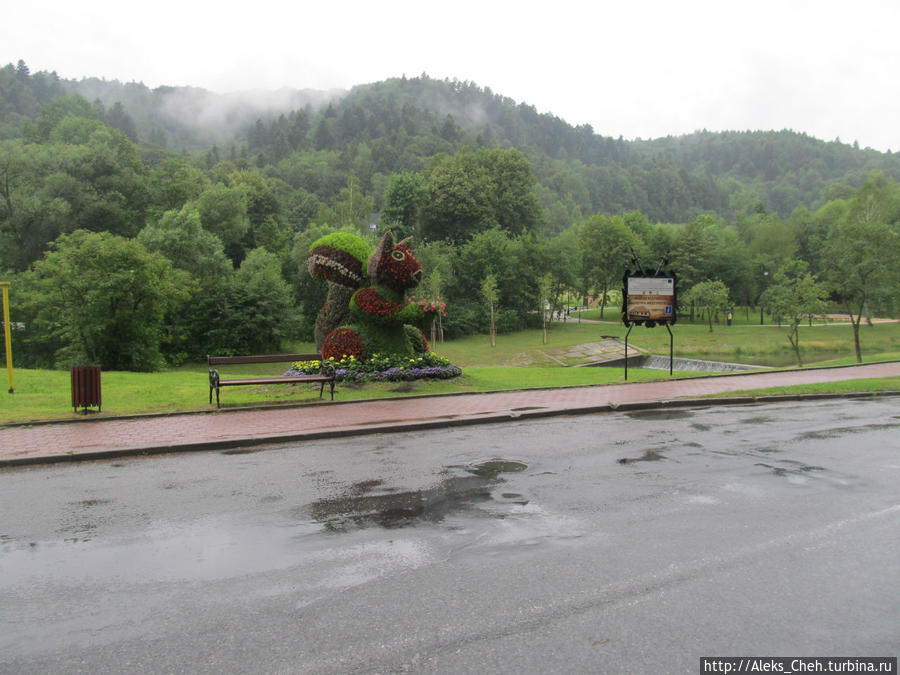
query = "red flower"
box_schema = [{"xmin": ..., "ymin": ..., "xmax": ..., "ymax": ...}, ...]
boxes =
[
  {"xmin": 322, "ymin": 328, "xmax": 366, "ymax": 361},
  {"xmin": 353, "ymin": 287, "xmax": 403, "ymax": 317},
  {"xmin": 375, "ymin": 245, "xmax": 422, "ymax": 293}
]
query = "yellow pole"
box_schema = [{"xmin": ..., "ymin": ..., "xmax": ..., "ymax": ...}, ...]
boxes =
[{"xmin": 1, "ymin": 282, "xmax": 12, "ymax": 393}]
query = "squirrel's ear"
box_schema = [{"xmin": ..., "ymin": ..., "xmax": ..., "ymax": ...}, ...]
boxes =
[
  {"xmin": 368, "ymin": 230, "xmax": 394, "ymax": 278},
  {"xmin": 397, "ymin": 236, "xmax": 412, "ymax": 248}
]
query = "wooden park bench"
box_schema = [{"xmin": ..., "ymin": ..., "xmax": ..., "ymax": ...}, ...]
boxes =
[{"xmin": 207, "ymin": 353, "xmax": 335, "ymax": 408}]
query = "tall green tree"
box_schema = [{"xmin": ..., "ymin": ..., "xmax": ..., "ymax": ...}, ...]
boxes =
[
  {"xmin": 824, "ymin": 177, "xmax": 900, "ymax": 362},
  {"xmin": 137, "ymin": 205, "xmax": 232, "ymax": 286},
  {"xmin": 759, "ymin": 261, "xmax": 826, "ymax": 366},
  {"xmin": 381, "ymin": 171, "xmax": 426, "ymax": 240},
  {"xmin": 192, "ymin": 183, "xmax": 250, "ymax": 253},
  {"xmin": 106, "ymin": 101, "xmax": 138, "ymax": 142},
  {"xmin": 683, "ymin": 279, "xmax": 730, "ymax": 332},
  {"xmin": 451, "ymin": 227, "xmax": 538, "ymax": 331},
  {"xmin": 748, "ymin": 213, "xmax": 797, "ymax": 272},
  {"xmin": 670, "ymin": 215, "xmax": 718, "ymax": 292},
  {"xmin": 540, "ymin": 225, "xmax": 580, "ymax": 317},
  {"xmin": 147, "ymin": 156, "xmax": 210, "ymax": 220},
  {"xmin": 333, "ymin": 173, "xmax": 375, "ymax": 233},
  {"xmin": 0, "ymin": 123, "xmax": 147, "ymax": 270},
  {"xmin": 20, "ymin": 230, "xmax": 188, "ymax": 370},
  {"xmin": 579, "ymin": 214, "xmax": 639, "ymax": 318},
  {"xmin": 233, "ymin": 247, "xmax": 297, "ymax": 349},
  {"xmin": 421, "ymin": 148, "xmax": 493, "ymax": 243},
  {"xmin": 420, "ymin": 147, "xmax": 543, "ymax": 243}
]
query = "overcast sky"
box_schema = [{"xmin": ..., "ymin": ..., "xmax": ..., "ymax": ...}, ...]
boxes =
[{"xmin": 5, "ymin": 0, "xmax": 899, "ymax": 151}]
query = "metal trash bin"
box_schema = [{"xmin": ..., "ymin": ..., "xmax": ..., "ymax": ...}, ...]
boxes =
[{"xmin": 71, "ymin": 365, "xmax": 101, "ymax": 413}]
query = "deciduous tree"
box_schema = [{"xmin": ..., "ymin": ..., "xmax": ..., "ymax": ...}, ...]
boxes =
[
  {"xmin": 480, "ymin": 273, "xmax": 498, "ymax": 347},
  {"xmin": 21, "ymin": 230, "xmax": 188, "ymax": 370},
  {"xmin": 137, "ymin": 205, "xmax": 232, "ymax": 286},
  {"xmin": 824, "ymin": 177, "xmax": 900, "ymax": 362},
  {"xmin": 759, "ymin": 261, "xmax": 826, "ymax": 366},
  {"xmin": 683, "ymin": 279, "xmax": 730, "ymax": 332},
  {"xmin": 579, "ymin": 214, "xmax": 638, "ymax": 318},
  {"xmin": 381, "ymin": 171, "xmax": 426, "ymax": 240}
]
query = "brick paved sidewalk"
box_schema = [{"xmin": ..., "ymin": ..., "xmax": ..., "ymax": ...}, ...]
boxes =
[{"xmin": 1, "ymin": 363, "xmax": 898, "ymax": 467}]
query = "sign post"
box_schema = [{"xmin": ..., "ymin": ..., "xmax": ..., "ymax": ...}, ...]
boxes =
[
  {"xmin": 621, "ymin": 267, "xmax": 677, "ymax": 380},
  {"xmin": 1, "ymin": 281, "xmax": 12, "ymax": 393}
]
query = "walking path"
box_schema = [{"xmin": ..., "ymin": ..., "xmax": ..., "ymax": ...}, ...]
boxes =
[{"xmin": 1, "ymin": 362, "xmax": 898, "ymax": 467}]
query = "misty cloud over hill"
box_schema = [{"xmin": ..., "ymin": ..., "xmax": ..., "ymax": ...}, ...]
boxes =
[{"xmin": 69, "ymin": 76, "xmax": 346, "ymax": 148}]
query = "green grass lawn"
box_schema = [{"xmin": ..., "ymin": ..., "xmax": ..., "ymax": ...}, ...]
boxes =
[
  {"xmin": 0, "ymin": 364, "xmax": 693, "ymax": 424},
  {"xmin": 704, "ymin": 377, "xmax": 900, "ymax": 398},
  {"xmin": 439, "ymin": 319, "xmax": 900, "ymax": 366},
  {"xmin": 2, "ymin": 320, "xmax": 898, "ymax": 424},
  {"xmin": 574, "ymin": 305, "xmax": 847, "ymax": 327},
  {"xmin": 559, "ymin": 315, "xmax": 900, "ymax": 364}
]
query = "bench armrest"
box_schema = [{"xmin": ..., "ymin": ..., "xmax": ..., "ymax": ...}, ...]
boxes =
[{"xmin": 319, "ymin": 360, "xmax": 336, "ymax": 378}]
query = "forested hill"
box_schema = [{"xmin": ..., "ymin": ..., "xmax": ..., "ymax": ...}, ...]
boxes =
[
  {"xmin": 3, "ymin": 60, "xmax": 899, "ymax": 372},
  {"xmin": 315, "ymin": 77, "xmax": 900, "ymax": 222},
  {"xmin": 2, "ymin": 60, "xmax": 899, "ymax": 227}
]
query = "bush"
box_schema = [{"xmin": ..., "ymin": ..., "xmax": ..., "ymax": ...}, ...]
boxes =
[
  {"xmin": 18, "ymin": 230, "xmax": 188, "ymax": 371},
  {"xmin": 496, "ymin": 308, "xmax": 528, "ymax": 334},
  {"xmin": 441, "ymin": 302, "xmax": 484, "ymax": 339},
  {"xmin": 164, "ymin": 282, "xmax": 301, "ymax": 360}
]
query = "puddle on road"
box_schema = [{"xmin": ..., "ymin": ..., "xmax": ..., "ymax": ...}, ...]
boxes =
[
  {"xmin": 752, "ymin": 459, "xmax": 851, "ymax": 487},
  {"xmin": 739, "ymin": 416, "xmax": 777, "ymax": 425},
  {"xmin": 306, "ymin": 459, "xmax": 528, "ymax": 532},
  {"xmin": 463, "ymin": 459, "xmax": 527, "ymax": 478},
  {"xmin": 221, "ymin": 447, "xmax": 267, "ymax": 455},
  {"xmin": 624, "ymin": 409, "xmax": 694, "ymax": 420},
  {"xmin": 795, "ymin": 422, "xmax": 900, "ymax": 441},
  {"xmin": 756, "ymin": 461, "xmax": 826, "ymax": 478},
  {"xmin": 617, "ymin": 449, "xmax": 667, "ymax": 464},
  {"xmin": 2, "ymin": 459, "xmax": 579, "ymax": 588},
  {"xmin": 72, "ymin": 499, "xmax": 112, "ymax": 508}
]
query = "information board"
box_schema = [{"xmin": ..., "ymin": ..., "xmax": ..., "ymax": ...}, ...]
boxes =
[{"xmin": 624, "ymin": 275, "xmax": 676, "ymax": 325}]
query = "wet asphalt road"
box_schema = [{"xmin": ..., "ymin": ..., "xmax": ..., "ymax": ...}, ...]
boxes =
[{"xmin": 1, "ymin": 398, "xmax": 899, "ymax": 674}]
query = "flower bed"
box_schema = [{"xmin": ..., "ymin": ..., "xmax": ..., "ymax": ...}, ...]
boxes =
[{"xmin": 286, "ymin": 352, "xmax": 462, "ymax": 383}]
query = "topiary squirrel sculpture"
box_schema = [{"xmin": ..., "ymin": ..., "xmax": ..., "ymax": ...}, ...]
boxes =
[{"xmin": 306, "ymin": 230, "xmax": 429, "ymax": 360}]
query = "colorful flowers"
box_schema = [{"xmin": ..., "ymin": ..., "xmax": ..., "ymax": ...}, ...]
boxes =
[
  {"xmin": 352, "ymin": 287, "xmax": 404, "ymax": 317},
  {"xmin": 321, "ymin": 327, "xmax": 366, "ymax": 361},
  {"xmin": 406, "ymin": 293, "xmax": 447, "ymax": 316},
  {"xmin": 286, "ymin": 352, "xmax": 461, "ymax": 383},
  {"xmin": 375, "ymin": 244, "xmax": 423, "ymax": 293}
]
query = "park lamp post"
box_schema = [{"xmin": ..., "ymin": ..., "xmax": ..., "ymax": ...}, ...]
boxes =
[{"xmin": 1, "ymin": 281, "xmax": 12, "ymax": 393}]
